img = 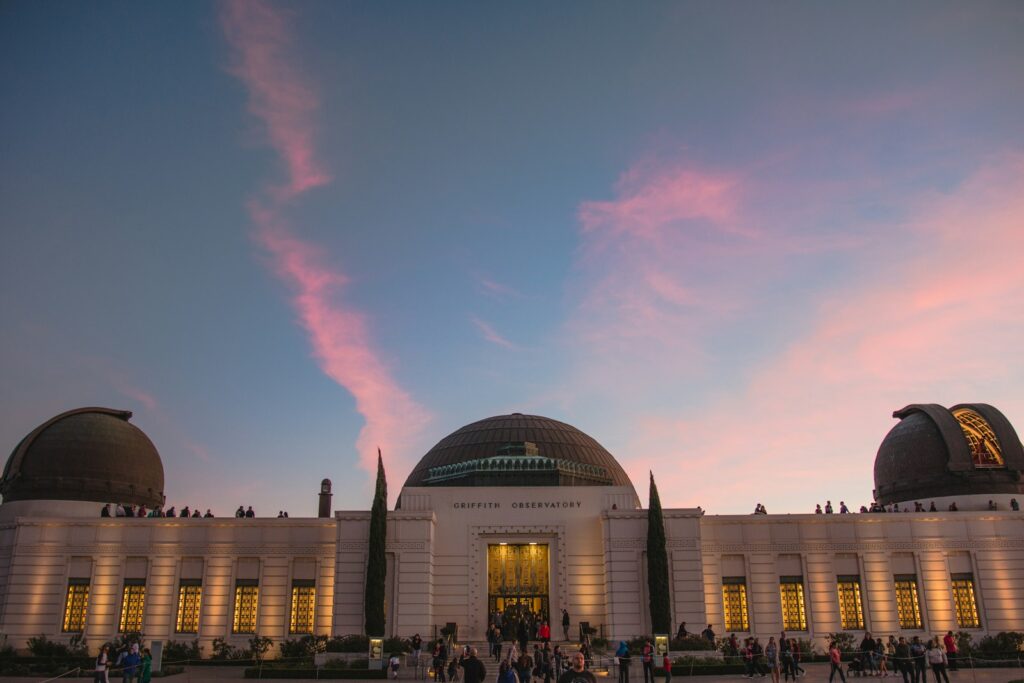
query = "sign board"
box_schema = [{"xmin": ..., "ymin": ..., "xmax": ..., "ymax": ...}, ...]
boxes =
[
  {"xmin": 655, "ymin": 635, "xmax": 669, "ymax": 657},
  {"xmin": 151, "ymin": 640, "xmax": 163, "ymax": 673},
  {"xmin": 370, "ymin": 638, "xmax": 384, "ymax": 669}
]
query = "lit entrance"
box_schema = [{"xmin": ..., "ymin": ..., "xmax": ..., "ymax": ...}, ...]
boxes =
[{"xmin": 488, "ymin": 543, "xmax": 549, "ymax": 624}]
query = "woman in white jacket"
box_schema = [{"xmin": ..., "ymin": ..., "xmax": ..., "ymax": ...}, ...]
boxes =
[{"xmin": 925, "ymin": 640, "xmax": 949, "ymax": 683}]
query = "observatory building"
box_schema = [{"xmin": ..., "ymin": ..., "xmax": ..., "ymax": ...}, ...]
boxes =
[{"xmin": 0, "ymin": 406, "xmax": 1021, "ymax": 654}]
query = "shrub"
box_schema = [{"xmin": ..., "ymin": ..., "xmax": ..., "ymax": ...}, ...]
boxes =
[
  {"xmin": 977, "ymin": 631, "xmax": 1024, "ymax": 655},
  {"xmin": 326, "ymin": 635, "xmax": 369, "ymax": 653},
  {"xmin": 590, "ymin": 637, "xmax": 609, "ymax": 650},
  {"xmin": 793, "ymin": 638, "xmax": 817, "ymax": 658},
  {"xmin": 211, "ymin": 637, "xmax": 243, "ymax": 660},
  {"xmin": 164, "ymin": 639, "xmax": 202, "ymax": 662},
  {"xmin": 827, "ymin": 632, "xmax": 857, "ymax": 655},
  {"xmin": 382, "ymin": 637, "xmax": 410, "ymax": 654},
  {"xmin": 26, "ymin": 635, "xmax": 74, "ymax": 658},
  {"xmin": 349, "ymin": 658, "xmax": 369, "ymax": 669},
  {"xmin": 280, "ymin": 635, "xmax": 326, "ymax": 659},
  {"xmin": 249, "ymin": 636, "xmax": 275, "ymax": 662},
  {"xmin": 954, "ymin": 632, "xmax": 975, "ymax": 657},
  {"xmin": 673, "ymin": 635, "xmax": 716, "ymax": 652}
]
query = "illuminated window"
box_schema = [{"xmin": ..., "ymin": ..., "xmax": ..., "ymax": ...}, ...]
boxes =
[
  {"xmin": 951, "ymin": 574, "xmax": 980, "ymax": 628},
  {"xmin": 894, "ymin": 575, "xmax": 922, "ymax": 629},
  {"xmin": 779, "ymin": 576, "xmax": 807, "ymax": 631},
  {"xmin": 952, "ymin": 408, "xmax": 1004, "ymax": 467},
  {"xmin": 722, "ymin": 577, "xmax": 749, "ymax": 632},
  {"xmin": 289, "ymin": 580, "xmax": 316, "ymax": 634},
  {"xmin": 62, "ymin": 580, "xmax": 89, "ymax": 632},
  {"xmin": 119, "ymin": 580, "xmax": 146, "ymax": 633},
  {"xmin": 837, "ymin": 576, "xmax": 865, "ymax": 630},
  {"xmin": 176, "ymin": 581, "xmax": 202, "ymax": 633},
  {"xmin": 233, "ymin": 581, "xmax": 259, "ymax": 633}
]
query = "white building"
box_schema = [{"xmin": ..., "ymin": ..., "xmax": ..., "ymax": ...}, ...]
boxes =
[{"xmin": 0, "ymin": 407, "xmax": 1021, "ymax": 654}]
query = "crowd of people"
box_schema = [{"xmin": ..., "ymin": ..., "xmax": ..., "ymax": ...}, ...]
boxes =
[
  {"xmin": 100, "ymin": 503, "xmax": 214, "ymax": 518},
  {"xmin": 824, "ymin": 632, "xmax": 959, "ymax": 683},
  {"xmin": 93, "ymin": 639, "xmax": 152, "ymax": 683},
  {"xmin": 809, "ymin": 498, "xmax": 1020, "ymax": 514}
]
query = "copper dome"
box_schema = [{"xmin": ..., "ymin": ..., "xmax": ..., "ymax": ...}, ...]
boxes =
[
  {"xmin": 1, "ymin": 407, "xmax": 165, "ymax": 507},
  {"xmin": 403, "ymin": 413, "xmax": 634, "ymax": 489},
  {"xmin": 873, "ymin": 403, "xmax": 1024, "ymax": 504}
]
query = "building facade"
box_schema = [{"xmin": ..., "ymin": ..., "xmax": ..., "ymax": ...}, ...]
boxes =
[{"xmin": 0, "ymin": 407, "xmax": 1021, "ymax": 654}]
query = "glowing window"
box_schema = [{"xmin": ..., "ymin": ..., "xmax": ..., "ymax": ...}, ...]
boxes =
[
  {"xmin": 779, "ymin": 577, "xmax": 807, "ymax": 631},
  {"xmin": 894, "ymin": 575, "xmax": 922, "ymax": 629},
  {"xmin": 176, "ymin": 582, "xmax": 202, "ymax": 633},
  {"xmin": 722, "ymin": 578, "xmax": 749, "ymax": 632},
  {"xmin": 63, "ymin": 580, "xmax": 89, "ymax": 632},
  {"xmin": 951, "ymin": 574, "xmax": 980, "ymax": 628},
  {"xmin": 233, "ymin": 582, "xmax": 259, "ymax": 633},
  {"xmin": 952, "ymin": 408, "xmax": 1004, "ymax": 467},
  {"xmin": 837, "ymin": 576, "xmax": 864, "ymax": 630},
  {"xmin": 119, "ymin": 581, "xmax": 146, "ymax": 633},
  {"xmin": 290, "ymin": 581, "xmax": 316, "ymax": 634}
]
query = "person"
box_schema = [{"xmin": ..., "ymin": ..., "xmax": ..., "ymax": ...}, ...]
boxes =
[
  {"xmin": 641, "ymin": 640, "xmax": 654, "ymax": 683},
  {"xmin": 929, "ymin": 502, "xmax": 937, "ymax": 512},
  {"xmin": 815, "ymin": 504, "xmax": 823, "ymax": 514},
  {"xmin": 516, "ymin": 649, "xmax": 533, "ymax": 683},
  {"xmin": 204, "ymin": 509, "xmax": 214, "ymax": 518},
  {"xmin": 765, "ymin": 637, "xmax": 780, "ymax": 683},
  {"xmin": 751, "ymin": 639, "xmax": 766, "ymax": 677},
  {"xmin": 553, "ymin": 645, "xmax": 564, "ymax": 677},
  {"xmin": 780, "ymin": 635, "xmax": 794, "ymax": 682},
  {"xmin": 101, "ymin": 504, "xmax": 112, "ymax": 517},
  {"xmin": 235, "ymin": 505, "xmax": 245, "ymax": 518},
  {"xmin": 123, "ymin": 647, "xmax": 140, "ymax": 683},
  {"xmin": 615, "ymin": 641, "xmax": 631, "ymax": 683},
  {"xmin": 662, "ymin": 652, "xmax": 672, "ymax": 683},
  {"xmin": 910, "ymin": 637, "xmax": 927, "ymax": 683},
  {"xmin": 95, "ymin": 644, "xmax": 110, "ymax": 683},
  {"xmin": 790, "ymin": 639, "xmax": 804, "ymax": 678},
  {"xmin": 139, "ymin": 648, "xmax": 152, "ymax": 683},
  {"xmin": 1011, "ymin": 497, "xmax": 1020, "ymax": 511},
  {"xmin": 925, "ymin": 640, "xmax": 949, "ymax": 683},
  {"xmin": 728, "ymin": 633, "xmax": 739, "ymax": 658},
  {"xmin": 859, "ymin": 633, "xmax": 875, "ymax": 676},
  {"xmin": 840, "ymin": 501, "xmax": 850, "ymax": 514},
  {"xmin": 701, "ymin": 624, "xmax": 715, "ymax": 643},
  {"xmin": 825, "ymin": 500, "xmax": 834, "ymax": 514},
  {"xmin": 894, "ymin": 637, "xmax": 912, "ymax": 683},
  {"xmin": 539, "ymin": 621, "xmax": 551, "ymax": 644},
  {"xmin": 828, "ymin": 641, "xmax": 846, "ymax": 683},
  {"xmin": 558, "ymin": 651, "xmax": 596, "ymax": 683},
  {"xmin": 500, "ymin": 660, "xmax": 521, "ymax": 683},
  {"xmin": 876, "ymin": 638, "xmax": 888, "ymax": 677},
  {"xmin": 941, "ymin": 632, "xmax": 957, "ymax": 672},
  {"xmin": 389, "ymin": 652, "xmax": 401, "ymax": 679},
  {"xmin": 433, "ymin": 639, "xmax": 448, "ymax": 682},
  {"xmin": 245, "ymin": 505, "xmax": 255, "ymax": 518},
  {"xmin": 742, "ymin": 639, "xmax": 755, "ymax": 678},
  {"xmin": 562, "ymin": 609, "xmax": 571, "ymax": 641},
  {"xmin": 412, "ymin": 633, "xmax": 423, "ymax": 664},
  {"xmin": 988, "ymin": 499, "xmax": 997, "ymax": 510},
  {"xmin": 948, "ymin": 502, "xmax": 958, "ymax": 511},
  {"xmin": 676, "ymin": 622, "xmax": 687, "ymax": 639},
  {"xmin": 518, "ymin": 620, "xmax": 530, "ymax": 654},
  {"xmin": 180, "ymin": 506, "xmax": 190, "ymax": 518}
]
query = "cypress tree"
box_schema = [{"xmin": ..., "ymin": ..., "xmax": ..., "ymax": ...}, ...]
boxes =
[
  {"xmin": 647, "ymin": 471, "xmax": 672, "ymax": 634},
  {"xmin": 364, "ymin": 449, "xmax": 388, "ymax": 636}
]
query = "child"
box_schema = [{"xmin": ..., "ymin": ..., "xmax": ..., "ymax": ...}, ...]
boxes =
[
  {"xmin": 390, "ymin": 653, "xmax": 401, "ymax": 679},
  {"xmin": 662, "ymin": 653, "xmax": 672, "ymax": 683}
]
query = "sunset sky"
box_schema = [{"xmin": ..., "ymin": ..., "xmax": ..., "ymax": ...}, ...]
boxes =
[{"xmin": 2, "ymin": 1, "xmax": 1023, "ymax": 515}]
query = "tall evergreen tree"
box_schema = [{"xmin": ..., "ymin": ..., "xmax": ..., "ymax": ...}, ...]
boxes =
[
  {"xmin": 647, "ymin": 471, "xmax": 672, "ymax": 634},
  {"xmin": 364, "ymin": 449, "xmax": 388, "ymax": 636}
]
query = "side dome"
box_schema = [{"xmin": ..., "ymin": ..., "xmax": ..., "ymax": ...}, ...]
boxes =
[
  {"xmin": 403, "ymin": 414, "xmax": 635, "ymax": 490},
  {"xmin": 873, "ymin": 403, "xmax": 1024, "ymax": 505},
  {"xmin": 1, "ymin": 407, "xmax": 165, "ymax": 507}
]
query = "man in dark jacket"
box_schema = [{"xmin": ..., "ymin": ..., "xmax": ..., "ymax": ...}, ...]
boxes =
[{"xmin": 462, "ymin": 647, "xmax": 487, "ymax": 683}]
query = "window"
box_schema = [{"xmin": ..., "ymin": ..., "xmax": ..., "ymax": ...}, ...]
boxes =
[
  {"xmin": 233, "ymin": 581, "xmax": 259, "ymax": 633},
  {"xmin": 63, "ymin": 580, "xmax": 89, "ymax": 632},
  {"xmin": 722, "ymin": 577, "xmax": 749, "ymax": 631},
  {"xmin": 894, "ymin": 575, "xmax": 922, "ymax": 629},
  {"xmin": 779, "ymin": 576, "xmax": 807, "ymax": 631},
  {"xmin": 119, "ymin": 580, "xmax": 146, "ymax": 633},
  {"xmin": 289, "ymin": 580, "xmax": 316, "ymax": 634},
  {"xmin": 952, "ymin": 407, "xmax": 1004, "ymax": 467},
  {"xmin": 837, "ymin": 575, "xmax": 865, "ymax": 630},
  {"xmin": 176, "ymin": 581, "xmax": 202, "ymax": 633},
  {"xmin": 951, "ymin": 574, "xmax": 980, "ymax": 628}
]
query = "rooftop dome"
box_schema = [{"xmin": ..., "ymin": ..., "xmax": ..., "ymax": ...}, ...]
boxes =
[
  {"xmin": 873, "ymin": 403, "xmax": 1024, "ymax": 505},
  {"xmin": 403, "ymin": 414, "xmax": 635, "ymax": 490},
  {"xmin": 1, "ymin": 407, "xmax": 165, "ymax": 507}
]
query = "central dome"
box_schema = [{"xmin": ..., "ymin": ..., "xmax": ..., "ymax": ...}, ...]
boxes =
[{"xmin": 403, "ymin": 414, "xmax": 634, "ymax": 489}]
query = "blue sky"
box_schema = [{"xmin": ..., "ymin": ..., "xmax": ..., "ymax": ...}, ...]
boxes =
[{"xmin": 2, "ymin": 1, "xmax": 1023, "ymax": 515}]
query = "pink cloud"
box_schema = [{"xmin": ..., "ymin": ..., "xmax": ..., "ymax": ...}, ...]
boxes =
[
  {"xmin": 607, "ymin": 155, "xmax": 1024, "ymax": 513},
  {"xmin": 471, "ymin": 317, "xmax": 518, "ymax": 350},
  {"xmin": 220, "ymin": 0, "xmax": 330, "ymax": 198},
  {"xmin": 221, "ymin": 0, "xmax": 429, "ymax": 479},
  {"xmin": 478, "ymin": 277, "xmax": 524, "ymax": 300}
]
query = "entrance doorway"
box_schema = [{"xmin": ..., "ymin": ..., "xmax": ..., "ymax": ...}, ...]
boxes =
[{"xmin": 487, "ymin": 543, "xmax": 550, "ymax": 630}]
